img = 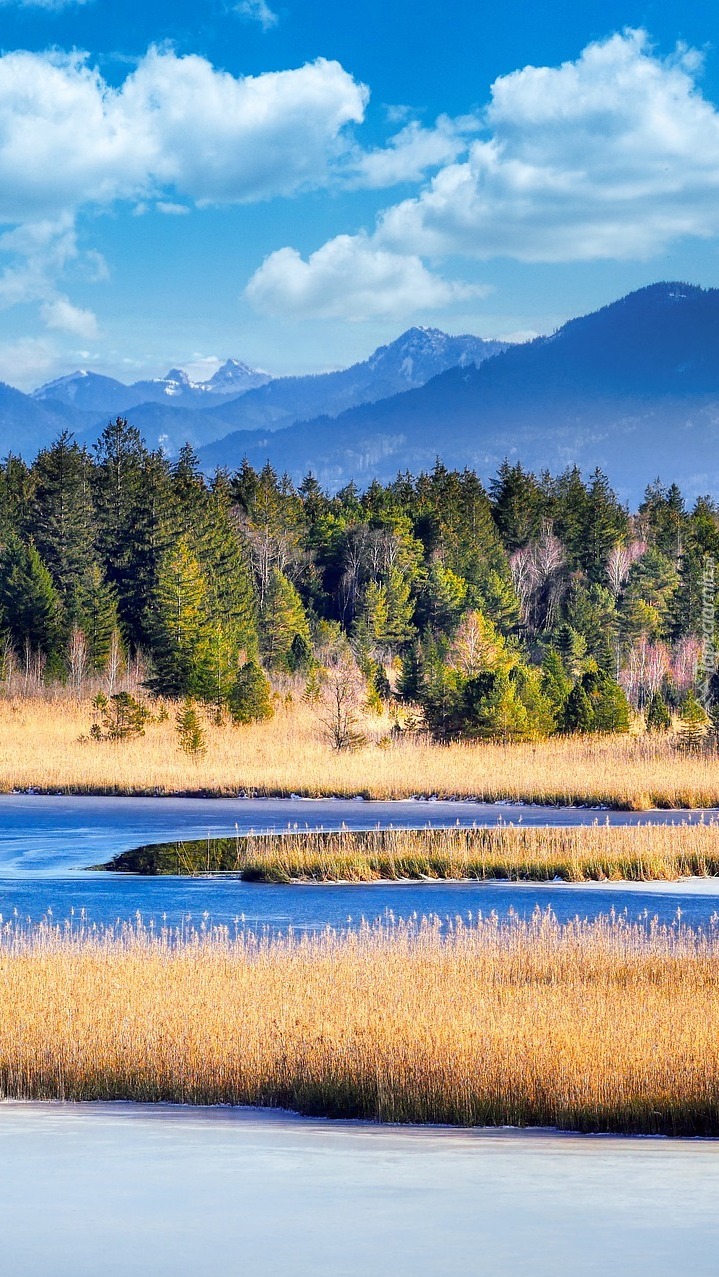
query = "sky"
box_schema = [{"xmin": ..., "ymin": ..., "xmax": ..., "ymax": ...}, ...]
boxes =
[{"xmin": 0, "ymin": 0, "xmax": 719, "ymax": 388}]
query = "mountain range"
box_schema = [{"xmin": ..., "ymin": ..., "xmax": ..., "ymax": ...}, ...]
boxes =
[
  {"xmin": 197, "ymin": 282, "xmax": 719, "ymax": 502},
  {"xmin": 1, "ymin": 283, "xmax": 719, "ymax": 502}
]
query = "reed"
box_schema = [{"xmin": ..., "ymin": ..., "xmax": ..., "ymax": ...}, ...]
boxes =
[
  {"xmin": 0, "ymin": 695, "xmax": 718, "ymax": 809},
  {"xmin": 109, "ymin": 819, "xmax": 719, "ymax": 882},
  {"xmin": 1, "ymin": 912, "xmax": 718, "ymax": 1135}
]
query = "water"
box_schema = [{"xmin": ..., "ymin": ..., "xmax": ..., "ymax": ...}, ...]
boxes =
[
  {"xmin": 2, "ymin": 797, "xmax": 718, "ymax": 1273},
  {"xmin": 0, "ymin": 1102, "xmax": 717, "ymax": 1277},
  {"xmin": 1, "ymin": 793, "xmax": 719, "ymax": 930},
  {"xmin": 0, "ymin": 791, "xmax": 715, "ymax": 934}
]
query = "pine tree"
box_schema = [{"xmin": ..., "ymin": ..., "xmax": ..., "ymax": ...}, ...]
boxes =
[
  {"xmin": 78, "ymin": 563, "xmax": 119, "ymax": 672},
  {"xmin": 560, "ymin": 683, "xmax": 595, "ymax": 733},
  {"xmin": 0, "ymin": 537, "xmax": 61, "ymax": 659},
  {"xmin": 146, "ymin": 538, "xmax": 211, "ymax": 698},
  {"xmin": 32, "ymin": 431, "xmax": 97, "ymax": 635},
  {"xmin": 646, "ymin": 691, "xmax": 671, "ymax": 732},
  {"xmin": 91, "ymin": 691, "xmax": 149, "ymax": 741},
  {"xmin": 176, "ymin": 699, "xmax": 207, "ymax": 758},
  {"xmin": 228, "ymin": 660, "xmax": 274, "ymax": 724},
  {"xmin": 261, "ymin": 568, "xmax": 311, "ymax": 670}
]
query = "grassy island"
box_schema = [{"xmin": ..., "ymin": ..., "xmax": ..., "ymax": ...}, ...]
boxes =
[{"xmin": 104, "ymin": 820, "xmax": 719, "ymax": 882}]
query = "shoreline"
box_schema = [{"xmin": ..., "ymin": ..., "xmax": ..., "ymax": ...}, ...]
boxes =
[{"xmin": 3, "ymin": 1097, "xmax": 718, "ymax": 1142}]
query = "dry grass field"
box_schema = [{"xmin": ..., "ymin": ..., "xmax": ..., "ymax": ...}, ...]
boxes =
[
  {"xmin": 112, "ymin": 820, "xmax": 719, "ymax": 881},
  {"xmin": 0, "ymin": 695, "xmax": 718, "ymax": 808},
  {"xmin": 1, "ymin": 912, "xmax": 718, "ymax": 1135}
]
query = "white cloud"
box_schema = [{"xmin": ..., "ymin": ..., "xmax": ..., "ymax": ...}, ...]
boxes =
[
  {"xmin": 0, "ymin": 46, "xmax": 367, "ymax": 328},
  {"xmin": 234, "ymin": 0, "xmax": 278, "ymax": 31},
  {"xmin": 0, "ymin": 48, "xmax": 367, "ymax": 222},
  {"xmin": 0, "ymin": 337, "xmax": 57, "ymax": 388},
  {"xmin": 346, "ymin": 115, "xmax": 477, "ymax": 189},
  {"xmin": 245, "ymin": 232, "xmax": 482, "ymax": 321},
  {"xmin": 0, "ymin": 0, "xmax": 91, "ymax": 8},
  {"xmin": 40, "ymin": 295, "xmax": 98, "ymax": 338},
  {"xmin": 378, "ymin": 30, "xmax": 719, "ymax": 261}
]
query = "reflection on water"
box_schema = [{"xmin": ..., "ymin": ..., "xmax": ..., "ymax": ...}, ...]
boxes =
[{"xmin": 0, "ymin": 1102, "xmax": 717, "ymax": 1277}]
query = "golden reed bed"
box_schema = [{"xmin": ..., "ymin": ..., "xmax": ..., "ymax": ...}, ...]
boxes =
[
  {"xmin": 2, "ymin": 914, "xmax": 719, "ymax": 1135},
  {"xmin": 116, "ymin": 820, "xmax": 719, "ymax": 881},
  {"xmin": 0, "ymin": 697, "xmax": 719, "ymax": 808}
]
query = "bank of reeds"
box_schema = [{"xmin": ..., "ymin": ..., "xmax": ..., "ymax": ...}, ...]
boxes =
[
  {"xmin": 108, "ymin": 819, "xmax": 719, "ymax": 882},
  {"xmin": 1, "ymin": 696, "xmax": 718, "ymax": 808},
  {"xmin": 1, "ymin": 912, "xmax": 719, "ymax": 1135}
]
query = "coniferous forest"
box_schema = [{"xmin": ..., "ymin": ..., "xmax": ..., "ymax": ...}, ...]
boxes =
[{"xmin": 0, "ymin": 416, "xmax": 716, "ymax": 742}]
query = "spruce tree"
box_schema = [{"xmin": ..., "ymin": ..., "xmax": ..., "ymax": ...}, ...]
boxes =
[
  {"xmin": 679, "ymin": 690, "xmax": 708, "ymax": 750},
  {"xmin": 78, "ymin": 563, "xmax": 119, "ymax": 671},
  {"xmin": 646, "ymin": 691, "xmax": 671, "ymax": 732},
  {"xmin": 560, "ymin": 683, "xmax": 595, "ymax": 733},
  {"xmin": 146, "ymin": 538, "xmax": 211, "ymax": 698},
  {"xmin": 0, "ymin": 536, "xmax": 61, "ymax": 659},
  {"xmin": 176, "ymin": 699, "xmax": 207, "ymax": 758},
  {"xmin": 228, "ymin": 660, "xmax": 274, "ymax": 724},
  {"xmin": 32, "ymin": 432, "xmax": 97, "ymax": 635},
  {"xmin": 261, "ymin": 568, "xmax": 311, "ymax": 670}
]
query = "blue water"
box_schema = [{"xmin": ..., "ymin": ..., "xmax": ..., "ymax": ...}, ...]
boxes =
[{"xmin": 0, "ymin": 794, "xmax": 718, "ymax": 931}]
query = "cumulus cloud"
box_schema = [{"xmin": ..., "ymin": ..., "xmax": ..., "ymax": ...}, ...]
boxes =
[
  {"xmin": 346, "ymin": 115, "xmax": 477, "ymax": 189},
  {"xmin": 0, "ymin": 46, "xmax": 366, "ymax": 326},
  {"xmin": 234, "ymin": 0, "xmax": 278, "ymax": 30},
  {"xmin": 378, "ymin": 30, "xmax": 719, "ymax": 261},
  {"xmin": 40, "ymin": 295, "xmax": 98, "ymax": 338},
  {"xmin": 0, "ymin": 48, "xmax": 367, "ymax": 222},
  {"xmin": 246, "ymin": 30, "xmax": 719, "ymax": 321},
  {"xmin": 244, "ymin": 233, "xmax": 482, "ymax": 321}
]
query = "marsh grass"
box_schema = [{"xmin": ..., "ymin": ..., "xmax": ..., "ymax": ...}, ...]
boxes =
[
  {"xmin": 1, "ymin": 911, "xmax": 719, "ymax": 1135},
  {"xmin": 109, "ymin": 820, "xmax": 719, "ymax": 882},
  {"xmin": 1, "ymin": 696, "xmax": 719, "ymax": 808}
]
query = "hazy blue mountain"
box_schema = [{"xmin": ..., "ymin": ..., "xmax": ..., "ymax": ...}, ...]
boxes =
[
  {"xmin": 197, "ymin": 283, "xmax": 719, "ymax": 502},
  {"xmin": 33, "ymin": 359, "xmax": 271, "ymax": 421},
  {"xmin": 120, "ymin": 327, "xmax": 509, "ymax": 452},
  {"xmin": 0, "ymin": 383, "xmax": 97, "ymax": 457}
]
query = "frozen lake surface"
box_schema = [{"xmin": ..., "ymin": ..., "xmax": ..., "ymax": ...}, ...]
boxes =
[
  {"xmin": 1, "ymin": 793, "xmax": 719, "ymax": 929},
  {"xmin": 0, "ymin": 1102, "xmax": 717, "ymax": 1277}
]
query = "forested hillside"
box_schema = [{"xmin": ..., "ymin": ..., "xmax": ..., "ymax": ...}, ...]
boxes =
[{"xmin": 0, "ymin": 418, "xmax": 715, "ymax": 742}]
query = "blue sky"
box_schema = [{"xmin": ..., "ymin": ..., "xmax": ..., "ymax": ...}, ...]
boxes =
[{"xmin": 0, "ymin": 0, "xmax": 718, "ymax": 387}]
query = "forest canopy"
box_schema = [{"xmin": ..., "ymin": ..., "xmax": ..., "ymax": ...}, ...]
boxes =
[{"xmin": 0, "ymin": 419, "xmax": 716, "ymax": 741}]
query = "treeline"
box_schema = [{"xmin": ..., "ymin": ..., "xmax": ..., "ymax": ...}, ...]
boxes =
[{"xmin": 0, "ymin": 419, "xmax": 717, "ymax": 740}]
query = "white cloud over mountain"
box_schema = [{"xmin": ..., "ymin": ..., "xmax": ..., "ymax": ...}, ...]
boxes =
[
  {"xmin": 3, "ymin": 29, "xmax": 719, "ymax": 334},
  {"xmin": 246, "ymin": 30, "xmax": 719, "ymax": 320},
  {"xmin": 379, "ymin": 30, "xmax": 719, "ymax": 261},
  {"xmin": 245, "ymin": 232, "xmax": 481, "ymax": 320},
  {"xmin": 0, "ymin": 46, "xmax": 367, "ymax": 333}
]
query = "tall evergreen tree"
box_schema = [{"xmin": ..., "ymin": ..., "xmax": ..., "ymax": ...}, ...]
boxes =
[
  {"xmin": 0, "ymin": 537, "xmax": 61, "ymax": 659},
  {"xmin": 146, "ymin": 538, "xmax": 211, "ymax": 697}
]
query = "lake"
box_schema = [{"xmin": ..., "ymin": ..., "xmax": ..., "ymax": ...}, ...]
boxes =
[
  {"xmin": 1, "ymin": 1102, "xmax": 717, "ymax": 1277},
  {"xmin": 2, "ymin": 794, "xmax": 719, "ymax": 1276},
  {"xmin": 1, "ymin": 793, "xmax": 719, "ymax": 931}
]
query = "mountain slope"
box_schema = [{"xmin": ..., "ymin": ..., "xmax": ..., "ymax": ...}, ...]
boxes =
[
  {"xmin": 197, "ymin": 283, "xmax": 719, "ymax": 501},
  {"xmin": 0, "ymin": 383, "xmax": 96, "ymax": 457},
  {"xmin": 120, "ymin": 328, "xmax": 509, "ymax": 451}
]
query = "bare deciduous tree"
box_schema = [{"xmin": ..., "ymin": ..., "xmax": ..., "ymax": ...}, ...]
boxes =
[{"xmin": 316, "ymin": 656, "xmax": 367, "ymax": 751}]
